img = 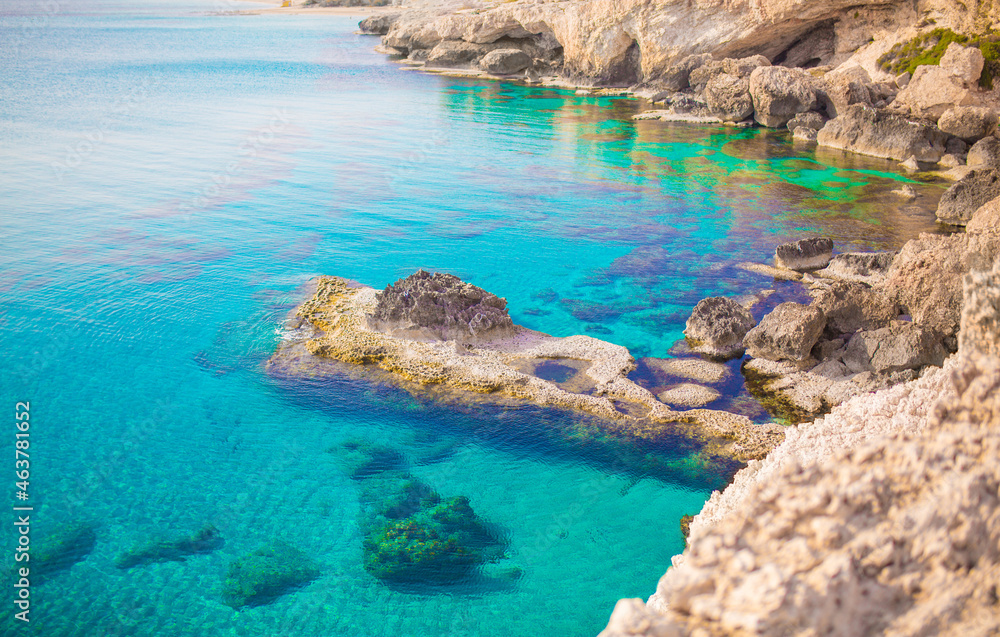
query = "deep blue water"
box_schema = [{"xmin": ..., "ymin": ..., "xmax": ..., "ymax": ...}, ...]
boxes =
[{"xmin": 0, "ymin": 1, "xmax": 944, "ymax": 635}]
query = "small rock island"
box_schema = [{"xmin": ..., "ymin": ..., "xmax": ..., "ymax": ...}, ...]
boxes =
[{"xmin": 269, "ymin": 270, "xmax": 784, "ymax": 462}]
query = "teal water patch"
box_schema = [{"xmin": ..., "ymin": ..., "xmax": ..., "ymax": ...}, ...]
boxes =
[{"xmin": 1, "ymin": 0, "xmax": 947, "ymax": 634}]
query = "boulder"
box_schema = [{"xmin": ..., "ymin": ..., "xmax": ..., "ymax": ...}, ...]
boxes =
[
  {"xmin": 959, "ymin": 261, "xmax": 1000, "ymax": 359},
  {"xmin": 704, "ymin": 73, "xmax": 753, "ymax": 122},
  {"xmin": 744, "ymin": 302, "xmax": 825, "ymax": 362},
  {"xmin": 359, "ymin": 14, "xmax": 400, "ymax": 36},
  {"xmin": 657, "ymin": 53, "xmax": 713, "ymax": 91},
  {"xmin": 938, "ymin": 106, "xmax": 997, "ymax": 142},
  {"xmin": 842, "ymin": 322, "xmax": 947, "ymax": 374},
  {"xmin": 688, "ymin": 59, "xmax": 726, "ymax": 92},
  {"xmin": 815, "ymin": 251, "xmax": 896, "ymax": 286},
  {"xmin": 822, "ymin": 66, "xmax": 874, "ymax": 118},
  {"xmin": 367, "ymin": 270, "xmax": 515, "ymax": 342},
  {"xmin": 426, "ymin": 40, "xmax": 485, "ymax": 67},
  {"xmin": 748, "ymin": 66, "xmax": 819, "ymax": 128},
  {"xmin": 774, "ymin": 237, "xmax": 833, "ymax": 270},
  {"xmin": 893, "ymin": 45, "xmax": 981, "ymax": 122},
  {"xmin": 940, "ymin": 41, "xmax": 985, "ymax": 84},
  {"xmin": 811, "ymin": 281, "xmax": 898, "ymax": 336},
  {"xmin": 786, "ymin": 111, "xmax": 825, "ymax": 131},
  {"xmin": 882, "ymin": 231, "xmax": 1000, "ymax": 338},
  {"xmin": 683, "ymin": 296, "xmax": 756, "ymax": 359},
  {"xmin": 967, "ymin": 137, "xmax": 1000, "ymax": 167},
  {"xmin": 946, "ymin": 137, "xmax": 970, "ymax": 157},
  {"xmin": 221, "ymin": 541, "xmax": 320, "ymax": 609},
  {"xmin": 478, "ymin": 49, "xmax": 530, "ymax": 75},
  {"xmin": 966, "ymin": 195, "xmax": 1000, "ymax": 235},
  {"xmin": 936, "ymin": 168, "xmax": 1000, "ymax": 226},
  {"xmin": 722, "ymin": 55, "xmax": 769, "ymax": 79},
  {"xmin": 792, "ymin": 127, "xmax": 818, "ymax": 142},
  {"xmin": 816, "ymin": 104, "xmax": 947, "ymax": 162}
]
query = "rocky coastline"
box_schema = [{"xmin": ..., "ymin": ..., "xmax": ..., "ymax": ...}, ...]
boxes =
[{"xmin": 273, "ymin": 0, "xmax": 1000, "ymax": 631}]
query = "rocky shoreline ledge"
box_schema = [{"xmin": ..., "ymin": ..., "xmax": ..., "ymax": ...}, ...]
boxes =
[
  {"xmin": 597, "ymin": 202, "xmax": 1000, "ymax": 634},
  {"xmin": 268, "ymin": 271, "xmax": 784, "ymax": 463},
  {"xmin": 357, "ymin": 0, "xmax": 1000, "ymax": 185}
]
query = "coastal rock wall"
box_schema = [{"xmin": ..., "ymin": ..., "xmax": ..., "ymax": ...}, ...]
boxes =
[{"xmin": 382, "ymin": 0, "xmax": 998, "ymax": 83}]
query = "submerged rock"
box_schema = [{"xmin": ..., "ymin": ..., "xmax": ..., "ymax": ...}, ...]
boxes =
[
  {"xmin": 774, "ymin": 237, "xmax": 833, "ymax": 271},
  {"xmin": 683, "ymin": 297, "xmax": 755, "ymax": 359},
  {"xmin": 744, "ymin": 302, "xmax": 825, "ymax": 362},
  {"xmin": 337, "ymin": 439, "xmax": 506, "ymax": 585},
  {"xmin": 367, "ymin": 270, "xmax": 515, "ymax": 343},
  {"xmin": 221, "ymin": 541, "xmax": 320, "ymax": 609},
  {"xmin": 33, "ymin": 523, "xmax": 97, "ymax": 584},
  {"xmin": 115, "ymin": 524, "xmax": 223, "ymax": 569}
]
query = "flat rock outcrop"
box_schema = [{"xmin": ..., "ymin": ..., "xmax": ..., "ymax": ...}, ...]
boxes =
[
  {"xmin": 815, "ymin": 104, "xmax": 947, "ymax": 162},
  {"xmin": 842, "ymin": 322, "xmax": 947, "ymax": 374},
  {"xmin": 938, "ymin": 105, "xmax": 997, "ymax": 142},
  {"xmin": 270, "ymin": 275, "xmax": 784, "ymax": 462}
]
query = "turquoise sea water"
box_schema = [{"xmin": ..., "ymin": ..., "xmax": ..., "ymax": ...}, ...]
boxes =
[{"xmin": 1, "ymin": 1, "xmax": 945, "ymax": 635}]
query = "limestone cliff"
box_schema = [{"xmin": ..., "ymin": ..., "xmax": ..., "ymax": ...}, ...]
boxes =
[{"xmin": 379, "ymin": 0, "xmax": 1000, "ymax": 84}]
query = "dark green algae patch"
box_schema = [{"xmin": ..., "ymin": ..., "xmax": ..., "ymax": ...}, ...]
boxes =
[{"xmin": 334, "ymin": 439, "xmax": 511, "ymax": 588}]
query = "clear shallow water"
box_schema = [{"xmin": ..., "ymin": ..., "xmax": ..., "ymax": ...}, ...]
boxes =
[{"xmin": 0, "ymin": 1, "xmax": 945, "ymax": 635}]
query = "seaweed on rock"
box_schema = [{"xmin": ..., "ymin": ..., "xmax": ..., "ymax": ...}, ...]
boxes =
[
  {"xmin": 115, "ymin": 524, "xmax": 224, "ymax": 569},
  {"xmin": 33, "ymin": 523, "xmax": 97, "ymax": 584},
  {"xmin": 333, "ymin": 438, "xmax": 507, "ymax": 586},
  {"xmin": 221, "ymin": 541, "xmax": 320, "ymax": 609}
]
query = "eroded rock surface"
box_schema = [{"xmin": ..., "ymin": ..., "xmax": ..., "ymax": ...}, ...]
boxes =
[
  {"xmin": 683, "ymin": 297, "xmax": 756, "ymax": 359},
  {"xmin": 601, "ymin": 257, "xmax": 1000, "ymax": 637},
  {"xmin": 367, "ymin": 270, "xmax": 515, "ymax": 343},
  {"xmin": 936, "ymin": 168, "xmax": 1000, "ymax": 226},
  {"xmin": 774, "ymin": 237, "xmax": 833, "ymax": 271},
  {"xmin": 816, "ymin": 104, "xmax": 947, "ymax": 162},
  {"xmin": 744, "ymin": 302, "xmax": 825, "ymax": 362}
]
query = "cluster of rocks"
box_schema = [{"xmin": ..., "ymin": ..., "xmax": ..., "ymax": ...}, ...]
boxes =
[
  {"xmin": 600, "ymin": 254, "xmax": 1000, "ymax": 637},
  {"xmin": 360, "ymin": 13, "xmax": 563, "ymax": 79},
  {"xmin": 684, "ymin": 189, "xmax": 1000, "ymax": 423}
]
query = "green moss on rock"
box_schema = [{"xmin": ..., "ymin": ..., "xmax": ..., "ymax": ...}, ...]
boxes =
[
  {"xmin": 878, "ymin": 28, "xmax": 1000, "ymax": 88},
  {"xmin": 221, "ymin": 541, "xmax": 320, "ymax": 609},
  {"xmin": 363, "ymin": 495, "xmax": 502, "ymax": 584}
]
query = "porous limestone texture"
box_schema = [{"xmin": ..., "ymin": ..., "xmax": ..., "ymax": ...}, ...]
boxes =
[
  {"xmin": 270, "ymin": 276, "xmax": 784, "ymax": 461},
  {"xmin": 936, "ymin": 168, "xmax": 1000, "ymax": 226},
  {"xmin": 682, "ymin": 297, "xmax": 756, "ymax": 359},
  {"xmin": 815, "ymin": 104, "xmax": 947, "ymax": 162},
  {"xmin": 893, "ymin": 43, "xmax": 983, "ymax": 122},
  {"xmin": 367, "ymin": 270, "xmax": 515, "ymax": 342},
  {"xmin": 773, "ymin": 237, "xmax": 833, "ymax": 271},
  {"xmin": 600, "ymin": 238, "xmax": 1000, "ymax": 637}
]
